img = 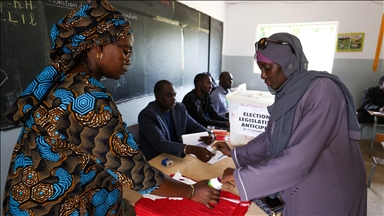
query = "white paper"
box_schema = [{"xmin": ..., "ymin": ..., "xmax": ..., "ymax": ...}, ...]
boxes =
[
  {"xmin": 172, "ymin": 170, "xmax": 196, "ymax": 185},
  {"xmin": 205, "ymin": 145, "xmax": 228, "ymax": 165},
  {"xmin": 181, "ymin": 131, "xmax": 209, "ymax": 145},
  {"xmin": 182, "ymin": 132, "xmax": 227, "ymax": 164}
]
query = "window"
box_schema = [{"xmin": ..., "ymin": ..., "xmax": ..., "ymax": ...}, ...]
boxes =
[{"xmin": 254, "ymin": 22, "xmax": 339, "ymax": 74}]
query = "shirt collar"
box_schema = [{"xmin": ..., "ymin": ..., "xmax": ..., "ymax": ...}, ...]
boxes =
[{"xmin": 218, "ymin": 85, "xmax": 230, "ymax": 95}]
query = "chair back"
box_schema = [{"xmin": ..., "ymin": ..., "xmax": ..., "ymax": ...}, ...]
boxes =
[
  {"xmin": 127, "ymin": 124, "xmax": 140, "ymax": 144},
  {"xmin": 376, "ymin": 133, "xmax": 384, "ymax": 143}
]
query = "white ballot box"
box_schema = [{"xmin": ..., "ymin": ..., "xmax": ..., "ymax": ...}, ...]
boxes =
[{"xmin": 226, "ymin": 90, "xmax": 275, "ymax": 146}]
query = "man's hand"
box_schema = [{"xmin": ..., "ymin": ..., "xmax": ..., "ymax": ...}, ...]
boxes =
[
  {"xmin": 199, "ymin": 135, "xmax": 214, "ymax": 145},
  {"xmin": 186, "ymin": 145, "xmax": 214, "ymax": 162}
]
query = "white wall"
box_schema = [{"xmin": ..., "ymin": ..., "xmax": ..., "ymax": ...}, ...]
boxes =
[
  {"xmin": 222, "ymin": 1, "xmax": 384, "ymax": 108},
  {"xmin": 224, "ymin": 1, "xmax": 384, "ymax": 60},
  {"xmin": 178, "ymin": 1, "xmax": 227, "ymax": 22}
]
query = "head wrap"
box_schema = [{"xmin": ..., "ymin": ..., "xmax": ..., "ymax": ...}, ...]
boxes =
[
  {"xmin": 50, "ymin": 0, "xmax": 132, "ymax": 72},
  {"xmin": 4, "ymin": 0, "xmax": 132, "ymax": 126},
  {"xmin": 255, "ymin": 51, "xmax": 274, "ymax": 64},
  {"xmin": 256, "ymin": 32, "xmax": 360, "ymax": 156}
]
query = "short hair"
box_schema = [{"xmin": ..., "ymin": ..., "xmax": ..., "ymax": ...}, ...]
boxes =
[
  {"xmin": 219, "ymin": 71, "xmax": 230, "ymax": 80},
  {"xmin": 154, "ymin": 80, "xmax": 172, "ymax": 94},
  {"xmin": 379, "ymin": 76, "xmax": 384, "ymax": 84},
  {"xmin": 194, "ymin": 73, "xmax": 209, "ymax": 87}
]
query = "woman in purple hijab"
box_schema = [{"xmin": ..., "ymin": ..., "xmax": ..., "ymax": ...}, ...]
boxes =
[{"xmin": 214, "ymin": 32, "xmax": 367, "ymax": 215}]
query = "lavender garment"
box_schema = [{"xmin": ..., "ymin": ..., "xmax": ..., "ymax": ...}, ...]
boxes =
[
  {"xmin": 258, "ymin": 33, "xmax": 360, "ymax": 156},
  {"xmin": 231, "ymin": 78, "xmax": 367, "ymax": 215},
  {"xmin": 210, "ymin": 85, "xmax": 229, "ymax": 117}
]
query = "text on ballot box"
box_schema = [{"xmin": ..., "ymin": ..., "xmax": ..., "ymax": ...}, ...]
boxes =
[
  {"xmin": 227, "ymin": 90, "xmax": 274, "ymax": 146},
  {"xmin": 237, "ymin": 106, "xmax": 270, "ymax": 136}
]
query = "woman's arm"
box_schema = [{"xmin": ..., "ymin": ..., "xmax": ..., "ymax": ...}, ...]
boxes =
[{"xmin": 152, "ymin": 176, "xmax": 220, "ymax": 208}]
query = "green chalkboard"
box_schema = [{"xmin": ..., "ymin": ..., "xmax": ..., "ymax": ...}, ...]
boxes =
[{"xmin": 0, "ymin": 0, "xmax": 223, "ymax": 131}]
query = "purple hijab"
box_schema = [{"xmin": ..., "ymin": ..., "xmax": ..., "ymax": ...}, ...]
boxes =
[{"xmin": 256, "ymin": 32, "xmax": 360, "ymax": 155}]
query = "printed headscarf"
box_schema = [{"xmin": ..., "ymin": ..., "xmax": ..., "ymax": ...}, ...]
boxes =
[
  {"xmin": 256, "ymin": 32, "xmax": 360, "ymax": 156},
  {"xmin": 4, "ymin": 0, "xmax": 132, "ymax": 126}
]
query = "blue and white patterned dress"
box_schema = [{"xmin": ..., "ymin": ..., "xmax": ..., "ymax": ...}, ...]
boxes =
[{"xmin": 3, "ymin": 67, "xmax": 164, "ymax": 215}]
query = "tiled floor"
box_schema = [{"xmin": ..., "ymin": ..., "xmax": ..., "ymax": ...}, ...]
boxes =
[{"xmin": 360, "ymin": 139, "xmax": 384, "ymax": 216}]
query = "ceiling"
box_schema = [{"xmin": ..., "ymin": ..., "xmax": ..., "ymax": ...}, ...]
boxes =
[
  {"xmin": 225, "ymin": 1, "xmax": 254, "ymax": 4},
  {"xmin": 224, "ymin": 1, "xmax": 307, "ymax": 4}
]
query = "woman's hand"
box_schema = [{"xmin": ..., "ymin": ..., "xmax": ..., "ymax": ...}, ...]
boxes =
[
  {"xmin": 191, "ymin": 180, "xmax": 220, "ymax": 208},
  {"xmin": 212, "ymin": 142, "xmax": 231, "ymax": 157},
  {"xmin": 186, "ymin": 145, "xmax": 213, "ymax": 162},
  {"xmin": 151, "ymin": 176, "xmax": 219, "ymax": 208},
  {"xmin": 221, "ymin": 168, "xmax": 236, "ymax": 187}
]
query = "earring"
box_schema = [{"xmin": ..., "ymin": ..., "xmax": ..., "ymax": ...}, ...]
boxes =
[{"xmin": 96, "ymin": 52, "xmax": 103, "ymax": 60}]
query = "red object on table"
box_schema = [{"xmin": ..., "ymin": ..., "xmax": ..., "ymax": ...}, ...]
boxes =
[
  {"xmin": 213, "ymin": 129, "xmax": 227, "ymax": 141},
  {"xmin": 134, "ymin": 174, "xmax": 250, "ymax": 216},
  {"xmin": 135, "ymin": 190, "xmax": 250, "ymax": 216}
]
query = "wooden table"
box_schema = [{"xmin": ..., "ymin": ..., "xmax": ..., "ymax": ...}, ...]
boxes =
[
  {"xmin": 123, "ymin": 140, "xmax": 266, "ymax": 215},
  {"xmin": 367, "ymin": 110, "xmax": 384, "ymax": 156}
]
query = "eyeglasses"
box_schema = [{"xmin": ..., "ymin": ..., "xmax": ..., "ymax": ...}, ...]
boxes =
[
  {"xmin": 114, "ymin": 42, "xmax": 132, "ymax": 58},
  {"xmin": 255, "ymin": 37, "xmax": 295, "ymax": 54}
]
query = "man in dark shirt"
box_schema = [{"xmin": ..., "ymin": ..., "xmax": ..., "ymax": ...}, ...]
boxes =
[
  {"xmin": 357, "ymin": 76, "xmax": 384, "ymax": 124},
  {"xmin": 182, "ymin": 73, "xmax": 230, "ymax": 129},
  {"xmin": 138, "ymin": 80, "xmax": 215, "ymax": 161}
]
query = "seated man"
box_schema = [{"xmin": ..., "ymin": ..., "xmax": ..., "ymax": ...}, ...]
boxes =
[
  {"xmin": 182, "ymin": 73, "xmax": 230, "ymax": 129},
  {"xmin": 138, "ymin": 80, "xmax": 215, "ymax": 161},
  {"xmin": 211, "ymin": 71, "xmax": 233, "ymax": 118},
  {"xmin": 356, "ymin": 76, "xmax": 384, "ymax": 124}
]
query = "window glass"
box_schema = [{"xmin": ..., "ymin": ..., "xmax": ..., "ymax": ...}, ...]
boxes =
[{"xmin": 254, "ymin": 22, "xmax": 339, "ymax": 74}]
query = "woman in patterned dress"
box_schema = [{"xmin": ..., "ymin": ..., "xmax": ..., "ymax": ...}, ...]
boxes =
[{"xmin": 2, "ymin": 0, "xmax": 219, "ymax": 215}]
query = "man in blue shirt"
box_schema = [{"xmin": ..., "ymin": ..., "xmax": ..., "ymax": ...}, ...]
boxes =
[
  {"xmin": 138, "ymin": 80, "xmax": 215, "ymax": 161},
  {"xmin": 211, "ymin": 71, "xmax": 233, "ymax": 117}
]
